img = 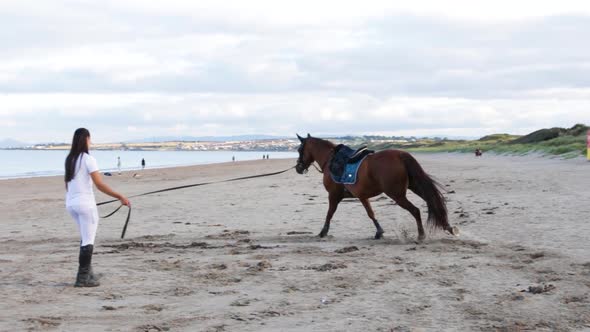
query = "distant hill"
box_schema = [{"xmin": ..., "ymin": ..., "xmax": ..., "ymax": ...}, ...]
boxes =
[
  {"xmin": 478, "ymin": 134, "xmax": 519, "ymax": 142},
  {"xmin": 510, "ymin": 124, "xmax": 588, "ymax": 144},
  {"xmin": 0, "ymin": 139, "xmax": 29, "ymax": 148},
  {"xmin": 360, "ymin": 123, "xmax": 588, "ymax": 157}
]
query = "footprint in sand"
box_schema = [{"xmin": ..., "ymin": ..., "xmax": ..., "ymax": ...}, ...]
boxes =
[
  {"xmin": 335, "ymin": 246, "xmax": 359, "ymax": 254},
  {"xmin": 437, "ymin": 279, "xmax": 456, "ymax": 287},
  {"xmin": 286, "ymin": 231, "xmax": 313, "ymax": 235},
  {"xmin": 142, "ymin": 304, "xmax": 165, "ymax": 313},
  {"xmin": 23, "ymin": 316, "xmax": 62, "ymax": 329},
  {"xmin": 170, "ymin": 287, "xmax": 195, "ymax": 296},
  {"xmin": 404, "ymin": 304, "xmax": 431, "ymax": 314},
  {"xmin": 102, "ymin": 305, "xmax": 126, "ymax": 311},
  {"xmin": 304, "ymin": 262, "xmax": 347, "ymax": 272},
  {"xmin": 230, "ymin": 299, "xmax": 251, "ymax": 307},
  {"xmin": 563, "ymin": 295, "xmax": 588, "ymax": 304},
  {"xmin": 525, "ymin": 284, "xmax": 556, "ymax": 294},
  {"xmin": 101, "ymin": 293, "xmax": 123, "ymax": 300},
  {"xmin": 529, "ymin": 252, "xmax": 546, "ymax": 260},
  {"xmin": 136, "ymin": 323, "xmax": 170, "ymax": 331},
  {"xmin": 206, "ymin": 230, "xmax": 250, "ymax": 239},
  {"xmin": 282, "ymin": 285, "xmax": 302, "ymax": 293},
  {"xmin": 482, "ymin": 206, "xmax": 499, "ymax": 215},
  {"xmin": 207, "ymin": 263, "xmax": 228, "ymax": 270},
  {"xmin": 247, "ymin": 260, "xmax": 272, "ymax": 272}
]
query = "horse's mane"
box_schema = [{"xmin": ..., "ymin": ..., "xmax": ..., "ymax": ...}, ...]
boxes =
[{"xmin": 309, "ymin": 136, "xmax": 336, "ymax": 150}]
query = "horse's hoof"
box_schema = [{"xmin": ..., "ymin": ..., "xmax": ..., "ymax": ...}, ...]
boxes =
[
  {"xmin": 417, "ymin": 234, "xmax": 425, "ymax": 243},
  {"xmin": 318, "ymin": 232, "xmax": 327, "ymax": 238},
  {"xmin": 450, "ymin": 226, "xmax": 460, "ymax": 236},
  {"xmin": 374, "ymin": 232, "xmax": 384, "ymax": 240}
]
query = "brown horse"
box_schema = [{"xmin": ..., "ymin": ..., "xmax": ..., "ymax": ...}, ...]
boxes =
[{"xmin": 295, "ymin": 134, "xmax": 459, "ymax": 241}]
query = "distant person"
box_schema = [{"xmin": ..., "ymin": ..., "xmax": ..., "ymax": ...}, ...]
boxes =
[
  {"xmin": 65, "ymin": 128, "xmax": 130, "ymax": 287},
  {"xmin": 475, "ymin": 148, "xmax": 483, "ymax": 157},
  {"xmin": 267, "ymin": 154, "xmax": 270, "ymax": 159},
  {"xmin": 117, "ymin": 156, "xmax": 122, "ymax": 174},
  {"xmin": 141, "ymin": 158, "xmax": 145, "ymax": 170},
  {"xmin": 232, "ymin": 155, "xmax": 235, "ymax": 162}
]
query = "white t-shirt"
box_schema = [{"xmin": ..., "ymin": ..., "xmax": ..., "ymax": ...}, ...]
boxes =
[{"xmin": 66, "ymin": 153, "xmax": 99, "ymax": 207}]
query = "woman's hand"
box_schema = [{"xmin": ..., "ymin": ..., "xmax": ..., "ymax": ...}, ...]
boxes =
[
  {"xmin": 119, "ymin": 196, "xmax": 131, "ymax": 207},
  {"xmin": 90, "ymin": 172, "xmax": 131, "ymax": 206}
]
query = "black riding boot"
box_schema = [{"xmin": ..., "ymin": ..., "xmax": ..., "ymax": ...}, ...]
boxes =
[{"xmin": 74, "ymin": 244, "xmax": 100, "ymax": 287}]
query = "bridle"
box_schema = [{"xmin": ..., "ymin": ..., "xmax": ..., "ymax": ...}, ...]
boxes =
[
  {"xmin": 295, "ymin": 140, "xmax": 308, "ymax": 173},
  {"xmin": 297, "ymin": 139, "xmax": 333, "ymax": 174}
]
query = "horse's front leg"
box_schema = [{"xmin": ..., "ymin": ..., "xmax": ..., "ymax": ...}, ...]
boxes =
[{"xmin": 319, "ymin": 194, "xmax": 343, "ymax": 238}]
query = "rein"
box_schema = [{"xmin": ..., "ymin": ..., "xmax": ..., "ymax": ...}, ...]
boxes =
[
  {"xmin": 98, "ymin": 166, "xmax": 295, "ymax": 239},
  {"xmin": 311, "ymin": 163, "xmax": 324, "ymax": 173}
]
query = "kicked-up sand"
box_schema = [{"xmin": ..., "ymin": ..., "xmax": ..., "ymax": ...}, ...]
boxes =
[{"xmin": 1, "ymin": 153, "xmax": 589, "ymax": 331}]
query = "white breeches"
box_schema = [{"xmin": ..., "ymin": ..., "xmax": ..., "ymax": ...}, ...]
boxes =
[{"xmin": 67, "ymin": 205, "xmax": 99, "ymax": 246}]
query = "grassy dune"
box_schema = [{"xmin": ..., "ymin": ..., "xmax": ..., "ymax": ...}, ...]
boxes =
[{"xmin": 366, "ymin": 124, "xmax": 589, "ymax": 158}]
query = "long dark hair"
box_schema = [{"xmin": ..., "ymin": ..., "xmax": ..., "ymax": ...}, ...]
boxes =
[{"xmin": 65, "ymin": 128, "xmax": 90, "ymax": 185}]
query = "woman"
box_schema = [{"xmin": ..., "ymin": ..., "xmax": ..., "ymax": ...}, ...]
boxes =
[{"xmin": 65, "ymin": 128, "xmax": 130, "ymax": 287}]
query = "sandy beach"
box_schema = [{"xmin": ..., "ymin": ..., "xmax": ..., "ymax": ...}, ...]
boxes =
[{"xmin": 1, "ymin": 153, "xmax": 589, "ymax": 331}]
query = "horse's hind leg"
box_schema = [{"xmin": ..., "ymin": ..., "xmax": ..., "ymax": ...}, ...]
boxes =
[
  {"xmin": 319, "ymin": 194, "xmax": 343, "ymax": 238},
  {"xmin": 360, "ymin": 198, "xmax": 384, "ymax": 239},
  {"xmin": 388, "ymin": 194, "xmax": 425, "ymax": 242}
]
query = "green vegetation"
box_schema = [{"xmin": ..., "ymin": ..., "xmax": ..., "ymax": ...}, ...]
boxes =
[{"xmin": 357, "ymin": 124, "xmax": 589, "ymax": 157}]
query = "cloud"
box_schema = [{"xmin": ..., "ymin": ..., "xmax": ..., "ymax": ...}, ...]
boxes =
[
  {"xmin": 3, "ymin": 14, "xmax": 590, "ymax": 98},
  {"xmin": 1, "ymin": 92, "xmax": 588, "ymax": 142},
  {"xmin": 1, "ymin": 1, "xmax": 589, "ymax": 141}
]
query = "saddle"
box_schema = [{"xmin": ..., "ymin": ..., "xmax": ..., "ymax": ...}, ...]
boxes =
[{"xmin": 329, "ymin": 144, "xmax": 374, "ymax": 184}]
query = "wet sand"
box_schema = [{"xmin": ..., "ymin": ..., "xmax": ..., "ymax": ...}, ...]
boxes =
[{"xmin": 1, "ymin": 154, "xmax": 589, "ymax": 331}]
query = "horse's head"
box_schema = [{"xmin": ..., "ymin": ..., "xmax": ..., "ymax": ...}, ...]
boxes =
[{"xmin": 295, "ymin": 133, "xmax": 314, "ymax": 174}]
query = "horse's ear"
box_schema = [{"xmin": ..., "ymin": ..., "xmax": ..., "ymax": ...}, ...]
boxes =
[
  {"xmin": 296, "ymin": 133, "xmax": 304, "ymax": 142},
  {"xmin": 307, "ymin": 133, "xmax": 311, "ymax": 138}
]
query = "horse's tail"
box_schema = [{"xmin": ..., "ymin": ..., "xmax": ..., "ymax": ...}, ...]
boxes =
[{"xmin": 401, "ymin": 152, "xmax": 451, "ymax": 232}]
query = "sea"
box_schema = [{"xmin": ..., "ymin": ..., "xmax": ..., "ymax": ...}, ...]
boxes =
[{"xmin": 0, "ymin": 150, "xmax": 298, "ymax": 179}]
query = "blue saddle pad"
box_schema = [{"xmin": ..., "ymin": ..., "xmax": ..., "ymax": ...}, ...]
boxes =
[
  {"xmin": 330, "ymin": 155, "xmax": 368, "ymax": 184},
  {"xmin": 328, "ymin": 144, "xmax": 373, "ymax": 184}
]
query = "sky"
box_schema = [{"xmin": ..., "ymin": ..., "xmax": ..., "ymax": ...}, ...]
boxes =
[{"xmin": 1, "ymin": 0, "xmax": 590, "ymax": 143}]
